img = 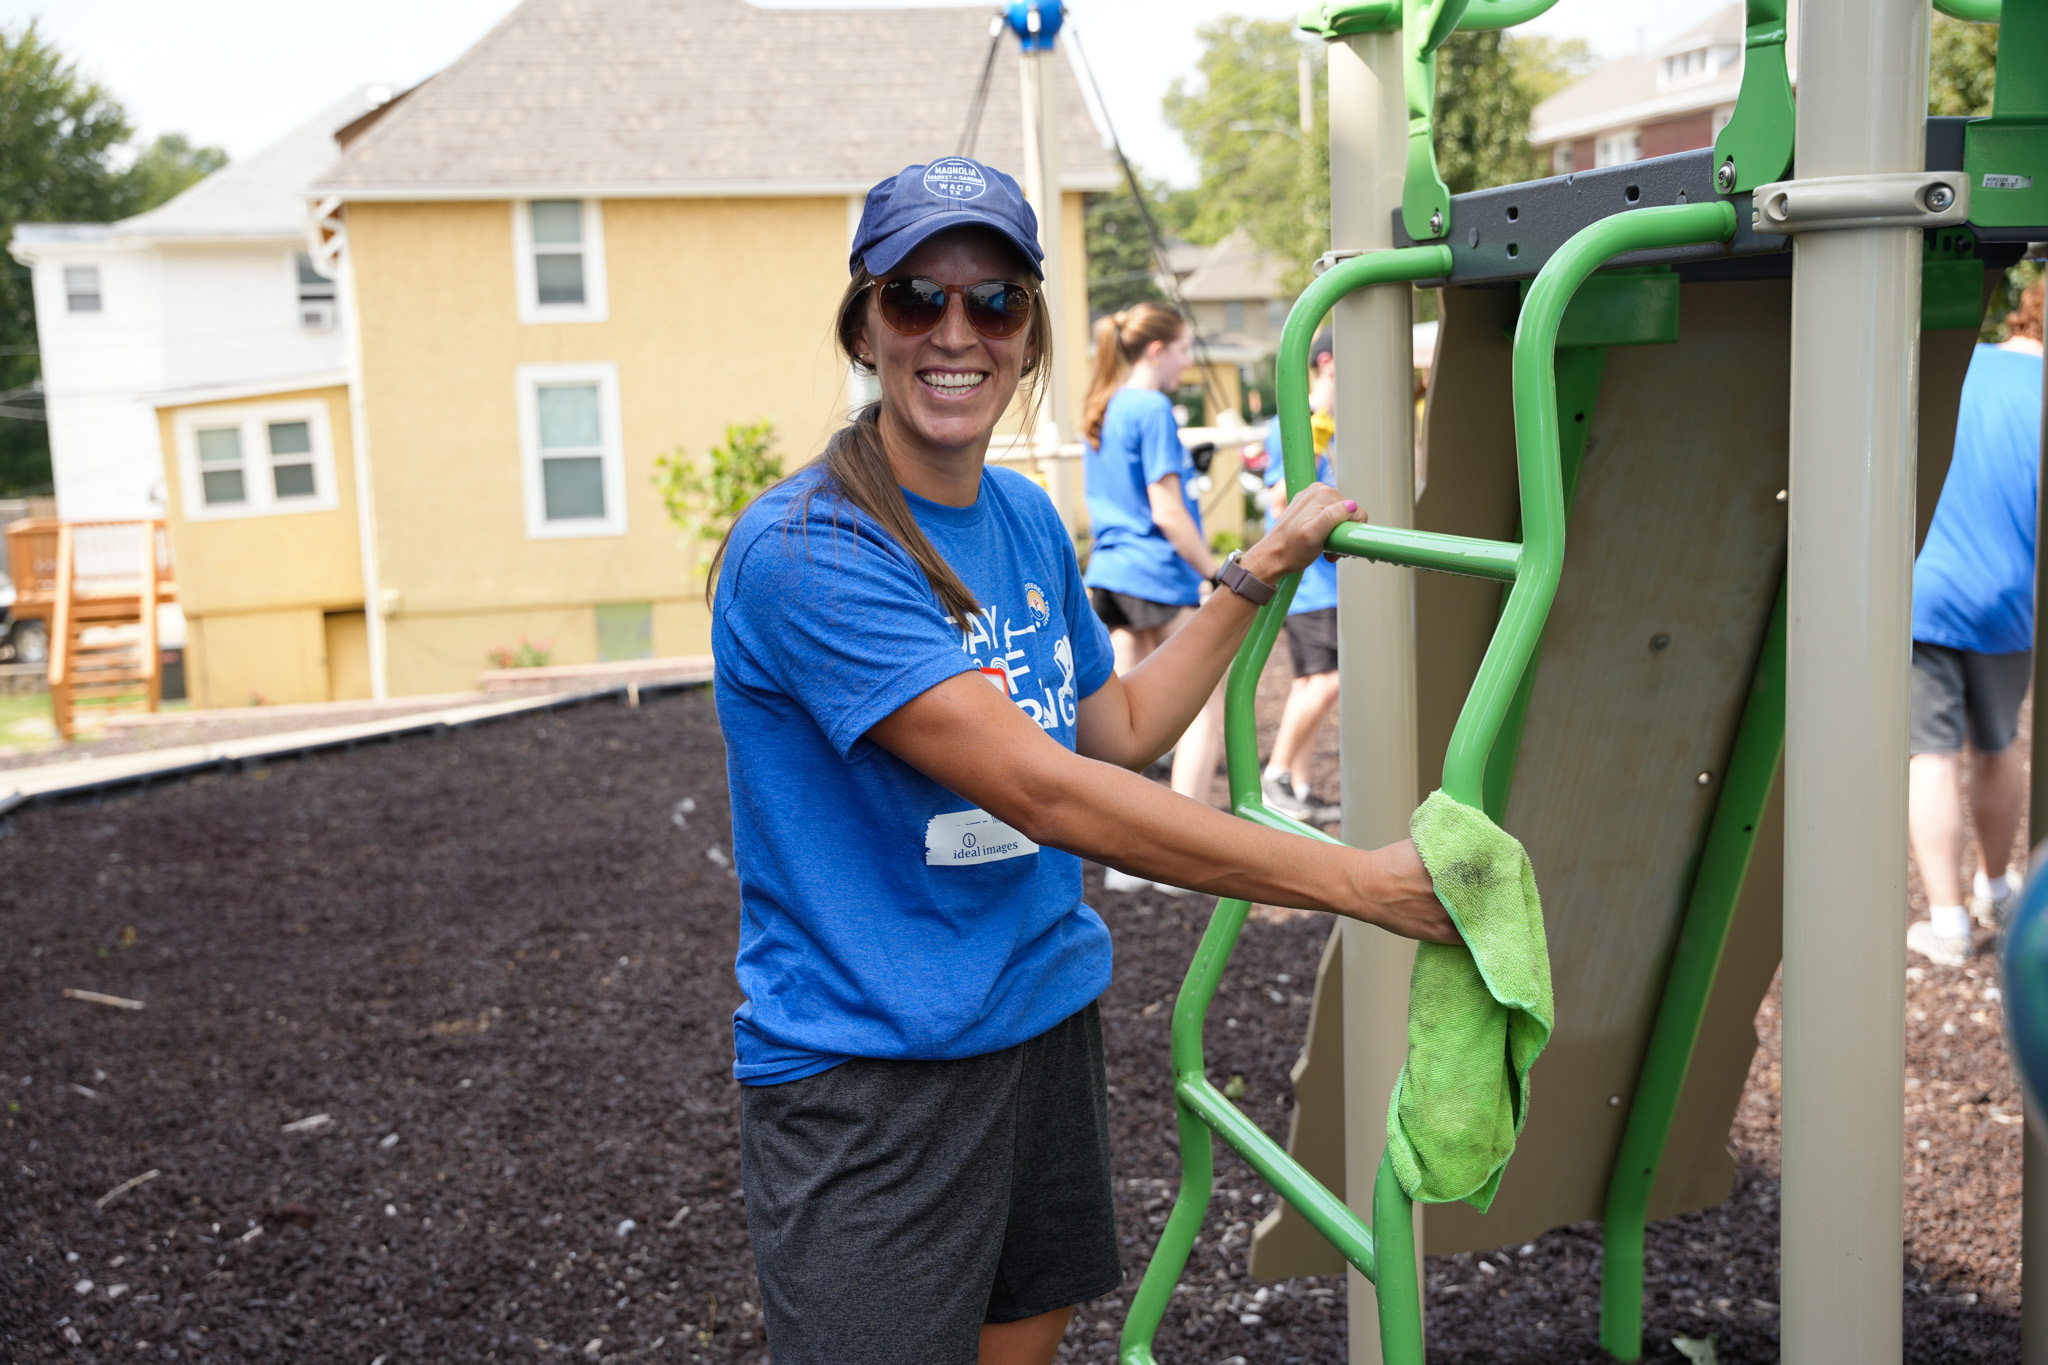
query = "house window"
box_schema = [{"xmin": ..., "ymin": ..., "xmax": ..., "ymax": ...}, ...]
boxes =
[
  {"xmin": 1224, "ymin": 300, "xmax": 1244, "ymax": 331},
  {"xmin": 175, "ymin": 401, "xmax": 339, "ymax": 520},
  {"xmin": 1595, "ymin": 129, "xmax": 1641, "ymax": 168},
  {"xmin": 1265, "ymin": 299, "xmax": 1288, "ymax": 332},
  {"xmin": 513, "ymin": 200, "xmax": 609, "ymax": 324},
  {"xmin": 196, "ymin": 427, "xmax": 246, "ymax": 505},
  {"xmin": 64, "ymin": 265, "xmax": 102, "ymax": 313},
  {"xmin": 1554, "ymin": 144, "xmax": 1575, "ymax": 174},
  {"xmin": 296, "ymin": 253, "xmax": 336, "ymax": 331},
  {"xmin": 516, "ymin": 362, "xmax": 626, "ymax": 538}
]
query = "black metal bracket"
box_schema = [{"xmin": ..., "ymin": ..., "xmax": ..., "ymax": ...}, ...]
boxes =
[{"xmin": 1393, "ymin": 117, "xmax": 2037, "ymax": 288}]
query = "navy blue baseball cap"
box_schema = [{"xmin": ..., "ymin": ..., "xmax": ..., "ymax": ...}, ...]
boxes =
[{"xmin": 850, "ymin": 157, "xmax": 1046, "ymax": 280}]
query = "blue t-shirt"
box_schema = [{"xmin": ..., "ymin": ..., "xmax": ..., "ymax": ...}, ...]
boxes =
[
  {"xmin": 1264, "ymin": 441, "xmax": 1339, "ymax": 615},
  {"xmin": 713, "ymin": 463, "xmax": 1118, "ymax": 1085},
  {"xmin": 1913, "ymin": 345, "xmax": 2043, "ymax": 655},
  {"xmin": 1083, "ymin": 387, "xmax": 1205, "ymax": 606}
]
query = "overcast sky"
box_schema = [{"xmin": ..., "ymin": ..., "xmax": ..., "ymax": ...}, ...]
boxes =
[{"xmin": 10, "ymin": 0, "xmax": 1726, "ymax": 187}]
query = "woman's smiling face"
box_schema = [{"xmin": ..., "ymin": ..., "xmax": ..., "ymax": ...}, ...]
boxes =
[{"xmin": 860, "ymin": 227, "xmax": 1037, "ymax": 461}]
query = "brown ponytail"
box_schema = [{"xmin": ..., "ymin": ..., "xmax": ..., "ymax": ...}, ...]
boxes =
[
  {"xmin": 706, "ymin": 258, "xmax": 1052, "ymax": 631},
  {"xmin": 1082, "ymin": 301, "xmax": 1187, "ymax": 444}
]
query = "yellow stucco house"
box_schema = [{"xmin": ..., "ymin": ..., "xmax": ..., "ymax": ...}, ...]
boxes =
[{"xmin": 155, "ymin": 0, "xmax": 1114, "ymax": 705}]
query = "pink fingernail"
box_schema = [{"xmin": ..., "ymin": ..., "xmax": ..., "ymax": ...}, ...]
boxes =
[{"xmin": 1344, "ymin": 500, "xmax": 1358, "ymax": 512}]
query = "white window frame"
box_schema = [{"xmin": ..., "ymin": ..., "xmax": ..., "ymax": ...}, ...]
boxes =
[
  {"xmin": 1595, "ymin": 127, "xmax": 1642, "ymax": 168},
  {"xmin": 515, "ymin": 361, "xmax": 628, "ymax": 539},
  {"xmin": 511, "ymin": 199, "xmax": 609, "ymax": 324},
  {"xmin": 292, "ymin": 250, "xmax": 337, "ymax": 332},
  {"xmin": 173, "ymin": 399, "xmax": 340, "ymax": 521},
  {"xmin": 63, "ymin": 263, "xmax": 103, "ymax": 314}
]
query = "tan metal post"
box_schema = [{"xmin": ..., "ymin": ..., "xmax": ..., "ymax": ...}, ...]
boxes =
[
  {"xmin": 1018, "ymin": 48, "xmax": 1073, "ymax": 442},
  {"xmin": 1782, "ymin": 0, "xmax": 1926, "ymax": 1358},
  {"xmin": 1327, "ymin": 29, "xmax": 1422, "ymax": 1364}
]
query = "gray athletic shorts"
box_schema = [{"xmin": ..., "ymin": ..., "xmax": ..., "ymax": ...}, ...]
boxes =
[
  {"xmin": 1286, "ymin": 607, "xmax": 1339, "ymax": 678},
  {"xmin": 1089, "ymin": 587, "xmax": 1184, "ymax": 633},
  {"xmin": 1910, "ymin": 640, "xmax": 2033, "ymax": 755},
  {"xmin": 739, "ymin": 1003, "xmax": 1122, "ymax": 1365}
]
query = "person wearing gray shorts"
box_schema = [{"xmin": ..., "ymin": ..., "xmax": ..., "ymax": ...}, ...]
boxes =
[
  {"xmin": 1905, "ymin": 294, "xmax": 2043, "ymax": 966},
  {"xmin": 710, "ymin": 159, "xmax": 1455, "ymax": 1365}
]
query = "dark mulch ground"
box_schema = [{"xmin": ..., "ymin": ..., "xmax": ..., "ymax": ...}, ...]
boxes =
[{"xmin": 0, "ymin": 668, "xmax": 2024, "ymax": 1363}]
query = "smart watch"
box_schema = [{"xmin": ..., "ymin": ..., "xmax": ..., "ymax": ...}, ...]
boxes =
[{"xmin": 1214, "ymin": 549, "xmax": 1278, "ymax": 606}]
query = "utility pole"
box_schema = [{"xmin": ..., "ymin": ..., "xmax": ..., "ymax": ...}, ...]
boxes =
[{"xmin": 1007, "ymin": 1, "xmax": 1073, "ymax": 446}]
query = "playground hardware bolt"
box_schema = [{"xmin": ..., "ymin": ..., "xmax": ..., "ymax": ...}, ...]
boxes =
[
  {"xmin": 1649, "ymin": 634, "xmax": 1671, "ymax": 653},
  {"xmin": 1716, "ymin": 158, "xmax": 1737, "ymax": 193},
  {"xmin": 1923, "ymin": 183, "xmax": 1955, "ymax": 212},
  {"xmin": 1697, "ymin": 772, "xmax": 1713, "ymax": 786},
  {"xmin": 1429, "ymin": 209, "xmax": 1443, "ymax": 238}
]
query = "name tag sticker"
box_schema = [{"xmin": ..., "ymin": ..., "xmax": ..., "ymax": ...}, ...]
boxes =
[{"xmin": 925, "ymin": 808, "xmax": 1039, "ymax": 867}]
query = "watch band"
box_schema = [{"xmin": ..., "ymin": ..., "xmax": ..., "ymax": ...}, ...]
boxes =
[{"xmin": 1215, "ymin": 549, "xmax": 1277, "ymax": 606}]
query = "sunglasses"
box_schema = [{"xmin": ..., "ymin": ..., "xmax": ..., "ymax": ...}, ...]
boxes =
[{"xmin": 874, "ymin": 277, "xmax": 1036, "ymax": 341}]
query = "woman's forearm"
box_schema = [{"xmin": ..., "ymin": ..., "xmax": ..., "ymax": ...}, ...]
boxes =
[
  {"xmin": 1029, "ymin": 750, "xmax": 1450, "ymax": 941},
  {"xmin": 869, "ymin": 673, "xmax": 1456, "ymax": 945}
]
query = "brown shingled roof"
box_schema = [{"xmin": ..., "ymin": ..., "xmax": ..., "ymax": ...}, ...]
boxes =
[{"xmin": 311, "ymin": 0, "xmax": 1117, "ymax": 199}]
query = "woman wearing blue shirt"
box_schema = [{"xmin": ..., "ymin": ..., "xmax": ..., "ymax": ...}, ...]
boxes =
[
  {"xmin": 709, "ymin": 157, "xmax": 1454, "ymax": 1365},
  {"xmin": 1080, "ymin": 303, "xmax": 1226, "ymax": 821}
]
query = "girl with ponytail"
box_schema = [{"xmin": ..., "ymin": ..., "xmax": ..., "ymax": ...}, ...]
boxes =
[
  {"xmin": 707, "ymin": 158, "xmax": 1453, "ymax": 1365},
  {"xmin": 1078, "ymin": 302, "xmax": 1225, "ymax": 845}
]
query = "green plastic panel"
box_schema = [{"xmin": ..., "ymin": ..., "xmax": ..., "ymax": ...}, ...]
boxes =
[{"xmin": 1518, "ymin": 268, "xmax": 1682, "ymax": 350}]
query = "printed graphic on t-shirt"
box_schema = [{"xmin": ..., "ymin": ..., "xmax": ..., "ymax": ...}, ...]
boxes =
[
  {"xmin": 924, "ymin": 808, "xmax": 1039, "ymax": 867},
  {"xmin": 950, "ymin": 585, "xmax": 1079, "ymax": 734}
]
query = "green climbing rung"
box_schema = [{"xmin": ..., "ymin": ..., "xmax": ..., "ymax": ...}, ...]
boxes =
[{"xmin": 1119, "ymin": 199, "xmax": 1738, "ymax": 1365}]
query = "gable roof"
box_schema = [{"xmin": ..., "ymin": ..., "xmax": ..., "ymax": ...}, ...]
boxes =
[
  {"xmin": 1530, "ymin": 4, "xmax": 1790, "ymax": 147},
  {"xmin": 121, "ymin": 88, "xmax": 397, "ymax": 240},
  {"xmin": 311, "ymin": 0, "xmax": 1118, "ymax": 201},
  {"xmin": 1177, "ymin": 230, "xmax": 1286, "ymax": 304}
]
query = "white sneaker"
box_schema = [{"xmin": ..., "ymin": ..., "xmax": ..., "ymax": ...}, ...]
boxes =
[
  {"xmin": 1102, "ymin": 867, "xmax": 1193, "ymax": 898},
  {"xmin": 1907, "ymin": 918, "xmax": 1973, "ymax": 967},
  {"xmin": 1261, "ymin": 770, "xmax": 1314, "ymax": 819},
  {"xmin": 1971, "ymin": 869, "xmax": 2024, "ymax": 929}
]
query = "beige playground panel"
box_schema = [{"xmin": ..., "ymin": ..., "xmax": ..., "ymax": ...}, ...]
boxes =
[{"xmin": 1251, "ymin": 277, "xmax": 1981, "ymax": 1274}]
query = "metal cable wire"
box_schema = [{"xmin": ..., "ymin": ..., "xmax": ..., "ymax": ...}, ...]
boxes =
[
  {"xmin": 1064, "ymin": 18, "xmax": 1227, "ymax": 419},
  {"xmin": 957, "ymin": 20, "xmax": 1005, "ymax": 159}
]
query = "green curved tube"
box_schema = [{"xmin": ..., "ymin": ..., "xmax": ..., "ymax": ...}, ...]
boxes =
[
  {"xmin": 1454, "ymin": 0, "xmax": 1565, "ymax": 29},
  {"xmin": 1121, "ymin": 203, "xmax": 1738, "ymax": 1365},
  {"xmin": 1437, "ymin": 199, "xmax": 1735, "ymax": 804},
  {"xmin": 1933, "ymin": 0, "xmax": 1999, "ymax": 19}
]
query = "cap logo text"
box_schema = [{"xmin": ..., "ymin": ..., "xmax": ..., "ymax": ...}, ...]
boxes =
[{"xmin": 923, "ymin": 159, "xmax": 988, "ymax": 201}]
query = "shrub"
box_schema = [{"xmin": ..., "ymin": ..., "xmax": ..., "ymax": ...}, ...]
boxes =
[
  {"xmin": 654, "ymin": 419, "xmax": 783, "ymax": 574},
  {"xmin": 486, "ymin": 636, "xmax": 553, "ymax": 670}
]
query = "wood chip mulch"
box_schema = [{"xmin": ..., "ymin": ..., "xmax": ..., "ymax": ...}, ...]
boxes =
[{"xmin": 0, "ymin": 681, "xmax": 2024, "ymax": 1363}]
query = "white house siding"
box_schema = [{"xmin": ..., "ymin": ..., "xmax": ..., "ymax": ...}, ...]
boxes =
[
  {"xmin": 27, "ymin": 242, "xmax": 169, "ymax": 520},
  {"xmin": 158, "ymin": 245, "xmax": 342, "ymax": 392}
]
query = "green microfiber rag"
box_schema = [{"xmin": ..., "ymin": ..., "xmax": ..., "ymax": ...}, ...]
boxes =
[{"xmin": 1386, "ymin": 789, "xmax": 1554, "ymax": 1211}]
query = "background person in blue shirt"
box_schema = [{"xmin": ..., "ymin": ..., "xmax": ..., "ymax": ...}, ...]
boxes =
[
  {"xmin": 1259, "ymin": 330, "xmax": 1343, "ymax": 824},
  {"xmin": 1906, "ymin": 278, "xmax": 2043, "ymax": 968},
  {"xmin": 1079, "ymin": 303, "xmax": 1228, "ymax": 845},
  {"xmin": 709, "ymin": 158, "xmax": 1455, "ymax": 1365}
]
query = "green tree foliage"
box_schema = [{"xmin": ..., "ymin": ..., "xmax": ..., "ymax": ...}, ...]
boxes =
[
  {"xmin": 1156, "ymin": 20, "xmax": 1591, "ymax": 292},
  {"xmin": 0, "ymin": 23, "xmax": 228, "ymax": 495},
  {"xmin": 1083, "ymin": 186, "xmax": 1169, "ymax": 317},
  {"xmin": 1162, "ymin": 19, "xmax": 1329, "ymax": 289},
  {"xmin": 125, "ymin": 133, "xmax": 229, "ymax": 212},
  {"xmin": 1928, "ymin": 13, "xmax": 1998, "ymax": 117},
  {"xmin": 653, "ymin": 419, "xmax": 783, "ymax": 574}
]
